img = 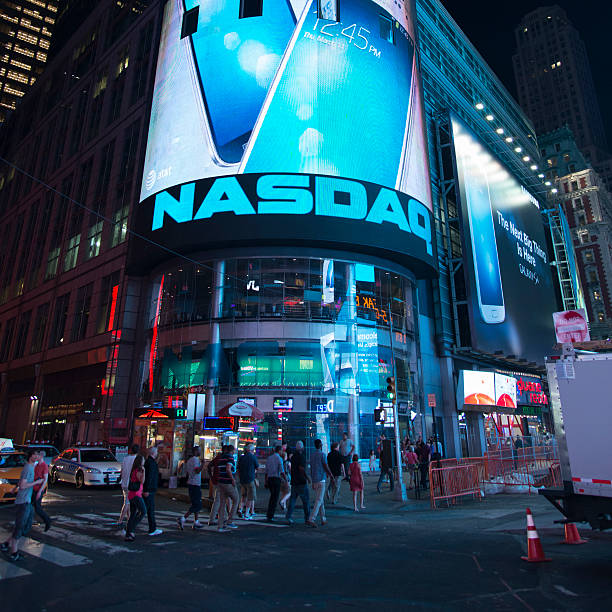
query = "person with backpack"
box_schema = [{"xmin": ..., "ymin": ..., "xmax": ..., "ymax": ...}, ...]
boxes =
[{"xmin": 125, "ymin": 454, "xmax": 146, "ymax": 542}]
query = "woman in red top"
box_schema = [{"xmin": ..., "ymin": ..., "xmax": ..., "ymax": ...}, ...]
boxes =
[
  {"xmin": 349, "ymin": 454, "xmax": 365, "ymax": 512},
  {"xmin": 125, "ymin": 455, "xmax": 146, "ymax": 542}
]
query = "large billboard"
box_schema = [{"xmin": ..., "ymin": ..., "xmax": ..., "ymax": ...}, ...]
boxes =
[
  {"xmin": 132, "ymin": 0, "xmax": 435, "ymax": 275},
  {"xmin": 452, "ymin": 116, "xmax": 557, "ymax": 363}
]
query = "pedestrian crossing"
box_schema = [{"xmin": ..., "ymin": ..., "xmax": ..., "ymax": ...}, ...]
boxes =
[{"xmin": 0, "ymin": 508, "xmax": 286, "ymax": 582}]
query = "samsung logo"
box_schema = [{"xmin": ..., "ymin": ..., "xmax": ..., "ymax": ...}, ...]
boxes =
[{"xmin": 152, "ymin": 174, "xmax": 432, "ymax": 255}]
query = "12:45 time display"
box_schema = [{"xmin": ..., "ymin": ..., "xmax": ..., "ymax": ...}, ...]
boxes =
[{"xmin": 310, "ymin": 12, "xmax": 380, "ymax": 57}]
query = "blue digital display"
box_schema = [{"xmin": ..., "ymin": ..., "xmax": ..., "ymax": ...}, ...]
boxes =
[{"xmin": 184, "ymin": 0, "xmax": 296, "ymax": 162}]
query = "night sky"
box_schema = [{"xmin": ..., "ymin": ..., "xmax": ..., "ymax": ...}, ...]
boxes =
[{"xmin": 440, "ymin": 1, "xmax": 612, "ymax": 147}]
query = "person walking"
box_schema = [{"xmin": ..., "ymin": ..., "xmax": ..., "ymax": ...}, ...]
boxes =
[
  {"xmin": 416, "ymin": 440, "xmax": 430, "ymax": 490},
  {"xmin": 207, "ymin": 448, "xmax": 223, "ymax": 526},
  {"xmin": 32, "ymin": 449, "xmax": 51, "ymax": 531},
  {"xmin": 338, "ymin": 432, "xmax": 355, "ymax": 482},
  {"xmin": 118, "ymin": 444, "xmax": 139, "ymax": 526},
  {"xmin": 237, "ymin": 444, "xmax": 259, "ymax": 520},
  {"xmin": 217, "ymin": 445, "xmax": 239, "ymax": 532},
  {"xmin": 285, "ymin": 441, "xmax": 310, "ymax": 525},
  {"xmin": 1, "ymin": 450, "xmax": 43, "ymax": 562},
  {"xmin": 177, "ymin": 446, "xmax": 204, "ymax": 530},
  {"xmin": 326, "ymin": 442, "xmax": 344, "ymax": 504},
  {"xmin": 143, "ymin": 446, "xmax": 162, "ymax": 536},
  {"xmin": 377, "ymin": 440, "xmax": 395, "ymax": 493},
  {"xmin": 368, "ymin": 449, "xmax": 376, "ymax": 473},
  {"xmin": 349, "ymin": 455, "xmax": 365, "ymax": 511},
  {"xmin": 307, "ymin": 439, "xmax": 333, "ymax": 527},
  {"xmin": 279, "ymin": 447, "xmax": 291, "ymax": 510},
  {"xmin": 125, "ymin": 454, "xmax": 146, "ymax": 542},
  {"xmin": 404, "ymin": 445, "xmax": 419, "ymax": 489},
  {"xmin": 264, "ymin": 445, "xmax": 285, "ymax": 522}
]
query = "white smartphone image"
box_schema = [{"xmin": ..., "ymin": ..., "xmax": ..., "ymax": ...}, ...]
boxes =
[{"xmin": 464, "ymin": 163, "xmax": 505, "ymax": 324}]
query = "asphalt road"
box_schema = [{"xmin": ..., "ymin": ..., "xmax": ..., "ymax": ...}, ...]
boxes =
[{"xmin": 1, "ymin": 477, "xmax": 611, "ymax": 611}]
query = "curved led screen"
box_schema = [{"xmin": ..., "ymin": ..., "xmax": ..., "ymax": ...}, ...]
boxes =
[{"xmin": 133, "ymin": 0, "xmax": 435, "ymax": 275}]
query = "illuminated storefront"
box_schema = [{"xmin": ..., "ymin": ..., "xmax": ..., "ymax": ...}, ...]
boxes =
[{"xmin": 142, "ymin": 256, "xmax": 420, "ymax": 457}]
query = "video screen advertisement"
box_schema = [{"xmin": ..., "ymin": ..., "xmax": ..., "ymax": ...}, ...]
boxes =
[
  {"xmin": 132, "ymin": 0, "xmax": 436, "ymax": 276},
  {"xmin": 451, "ymin": 116, "xmax": 557, "ymax": 364}
]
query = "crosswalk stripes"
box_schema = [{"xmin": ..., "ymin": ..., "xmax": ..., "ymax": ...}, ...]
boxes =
[
  {"xmin": 0, "ymin": 557, "xmax": 31, "ymax": 580},
  {"xmin": 0, "ymin": 528, "xmax": 91, "ymax": 574}
]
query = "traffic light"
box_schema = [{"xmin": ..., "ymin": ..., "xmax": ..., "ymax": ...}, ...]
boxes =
[{"xmin": 386, "ymin": 376, "xmax": 396, "ymax": 402}]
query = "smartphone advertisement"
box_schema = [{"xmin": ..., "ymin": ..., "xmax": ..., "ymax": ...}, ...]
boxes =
[
  {"xmin": 134, "ymin": 0, "xmax": 434, "ymax": 276},
  {"xmin": 452, "ymin": 116, "xmax": 557, "ymax": 363}
]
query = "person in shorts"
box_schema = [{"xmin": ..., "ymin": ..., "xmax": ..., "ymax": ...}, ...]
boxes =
[
  {"xmin": 177, "ymin": 446, "xmax": 204, "ymax": 530},
  {"xmin": 237, "ymin": 444, "xmax": 259, "ymax": 520},
  {"xmin": 1, "ymin": 450, "xmax": 43, "ymax": 562}
]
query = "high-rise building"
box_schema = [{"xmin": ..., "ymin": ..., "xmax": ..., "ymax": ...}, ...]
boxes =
[
  {"xmin": 513, "ymin": 5, "xmax": 608, "ymax": 164},
  {"xmin": 0, "ymin": 0, "xmax": 58, "ymax": 123}
]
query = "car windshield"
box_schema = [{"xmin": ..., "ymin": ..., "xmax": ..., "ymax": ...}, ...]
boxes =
[
  {"xmin": 80, "ymin": 450, "xmax": 116, "ymax": 463},
  {"xmin": 0, "ymin": 453, "xmax": 27, "ymax": 468},
  {"xmin": 36, "ymin": 447, "xmax": 59, "ymax": 458}
]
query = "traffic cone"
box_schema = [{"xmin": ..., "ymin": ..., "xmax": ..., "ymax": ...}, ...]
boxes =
[
  {"xmin": 521, "ymin": 508, "xmax": 551, "ymax": 563},
  {"xmin": 562, "ymin": 523, "xmax": 588, "ymax": 545}
]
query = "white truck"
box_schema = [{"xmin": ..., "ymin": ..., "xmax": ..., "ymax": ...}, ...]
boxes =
[{"xmin": 540, "ymin": 346, "xmax": 612, "ymax": 530}]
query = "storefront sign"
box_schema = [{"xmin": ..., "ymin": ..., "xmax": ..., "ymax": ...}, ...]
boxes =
[
  {"xmin": 516, "ymin": 375, "xmax": 548, "ymax": 407},
  {"xmin": 273, "ymin": 398, "xmax": 293, "ymax": 411},
  {"xmin": 427, "ymin": 393, "xmax": 436, "ymax": 408},
  {"xmin": 309, "ymin": 398, "xmax": 334, "ymax": 413},
  {"xmin": 202, "ymin": 417, "xmax": 235, "ymax": 431}
]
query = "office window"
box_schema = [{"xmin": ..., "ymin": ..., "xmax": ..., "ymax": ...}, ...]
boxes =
[
  {"xmin": 13, "ymin": 310, "xmax": 32, "ymax": 359},
  {"xmin": 48, "ymin": 293, "xmax": 70, "ymax": 348},
  {"xmin": 181, "ymin": 6, "xmax": 199, "ymax": 38},
  {"xmin": 30, "ymin": 303, "xmax": 50, "ymax": 354},
  {"xmin": 97, "ymin": 271, "xmax": 121, "ymax": 333},
  {"xmin": 95, "ymin": 140, "xmax": 115, "ymax": 199},
  {"xmin": 71, "ymin": 283, "xmax": 93, "ymax": 342},
  {"xmin": 598, "ymin": 312, "xmax": 605, "ymax": 323},
  {"xmin": 63, "ymin": 234, "xmax": 80, "ymax": 271},
  {"xmin": 45, "ymin": 246, "xmax": 60, "ymax": 280},
  {"xmin": 0, "ymin": 317, "xmax": 16, "ymax": 362},
  {"xmin": 110, "ymin": 205, "xmax": 129, "ymax": 247},
  {"xmin": 86, "ymin": 219, "xmax": 103, "ymax": 259}
]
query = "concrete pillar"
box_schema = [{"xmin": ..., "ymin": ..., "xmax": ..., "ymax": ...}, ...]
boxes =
[
  {"xmin": 438, "ymin": 356, "xmax": 461, "ymax": 458},
  {"xmin": 206, "ymin": 260, "xmax": 225, "ymax": 417},
  {"xmin": 466, "ymin": 412, "xmax": 486, "ymax": 457}
]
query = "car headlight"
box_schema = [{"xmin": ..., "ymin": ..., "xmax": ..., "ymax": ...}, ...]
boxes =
[
  {"xmin": 0, "ymin": 478, "xmax": 9, "ymax": 484},
  {"xmin": 86, "ymin": 468, "xmax": 101, "ymax": 474}
]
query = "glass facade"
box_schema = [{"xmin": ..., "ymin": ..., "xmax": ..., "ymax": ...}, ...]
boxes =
[{"xmin": 143, "ymin": 256, "xmax": 420, "ymax": 459}]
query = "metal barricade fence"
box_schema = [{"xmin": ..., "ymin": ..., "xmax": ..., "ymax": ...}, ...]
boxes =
[
  {"xmin": 429, "ymin": 449, "xmax": 561, "ymax": 508},
  {"xmin": 429, "ymin": 463, "xmax": 481, "ymax": 509}
]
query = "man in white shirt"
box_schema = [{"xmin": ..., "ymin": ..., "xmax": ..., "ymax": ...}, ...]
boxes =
[
  {"xmin": 177, "ymin": 446, "xmax": 204, "ymax": 530},
  {"xmin": 118, "ymin": 444, "xmax": 139, "ymax": 526}
]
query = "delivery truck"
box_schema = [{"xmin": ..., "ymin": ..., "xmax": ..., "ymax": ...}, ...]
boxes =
[{"xmin": 539, "ymin": 345, "xmax": 612, "ymax": 530}]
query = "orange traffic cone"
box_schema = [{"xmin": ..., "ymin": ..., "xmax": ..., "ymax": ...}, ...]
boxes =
[
  {"xmin": 521, "ymin": 508, "xmax": 551, "ymax": 562},
  {"xmin": 562, "ymin": 523, "xmax": 588, "ymax": 545}
]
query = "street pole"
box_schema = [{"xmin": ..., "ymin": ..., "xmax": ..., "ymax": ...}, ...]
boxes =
[{"xmin": 387, "ymin": 306, "xmax": 407, "ymax": 503}]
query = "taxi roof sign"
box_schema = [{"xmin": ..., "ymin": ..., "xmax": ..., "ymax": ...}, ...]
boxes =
[{"xmin": 0, "ymin": 438, "xmax": 14, "ymax": 452}]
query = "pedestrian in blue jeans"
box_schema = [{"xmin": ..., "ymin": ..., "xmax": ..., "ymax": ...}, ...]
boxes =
[{"xmin": 285, "ymin": 441, "xmax": 310, "ymax": 524}]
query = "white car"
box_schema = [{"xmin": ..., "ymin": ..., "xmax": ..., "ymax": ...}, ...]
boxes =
[{"xmin": 51, "ymin": 446, "xmax": 121, "ymax": 488}]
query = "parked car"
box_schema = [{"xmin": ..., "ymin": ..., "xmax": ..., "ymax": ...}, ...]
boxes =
[
  {"xmin": 50, "ymin": 446, "xmax": 121, "ymax": 488},
  {"xmin": 0, "ymin": 446, "xmax": 26, "ymax": 503}
]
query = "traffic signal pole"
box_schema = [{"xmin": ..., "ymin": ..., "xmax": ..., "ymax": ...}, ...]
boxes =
[{"xmin": 387, "ymin": 306, "xmax": 407, "ymax": 503}]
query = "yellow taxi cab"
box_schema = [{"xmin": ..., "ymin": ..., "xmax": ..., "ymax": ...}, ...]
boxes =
[{"xmin": 0, "ymin": 441, "xmax": 27, "ymax": 503}]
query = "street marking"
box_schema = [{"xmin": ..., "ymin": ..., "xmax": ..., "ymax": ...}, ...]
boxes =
[
  {"xmin": 40, "ymin": 524, "xmax": 135, "ymax": 555},
  {"xmin": 75, "ymin": 513, "xmax": 116, "ymax": 523},
  {"xmin": 0, "ymin": 528, "xmax": 91, "ymax": 567},
  {"xmin": 554, "ymin": 585, "xmax": 578, "ymax": 597},
  {"xmin": 0, "ymin": 557, "xmax": 31, "ymax": 580},
  {"xmin": 149, "ymin": 541, "xmax": 177, "ymax": 546}
]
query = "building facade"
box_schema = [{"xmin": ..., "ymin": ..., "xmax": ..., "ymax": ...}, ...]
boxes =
[
  {"xmin": 0, "ymin": 0, "xmax": 160, "ymax": 446},
  {"xmin": 0, "ymin": 0, "xmax": 561, "ymax": 461},
  {"xmin": 0, "ymin": 0, "xmax": 58, "ymax": 123}
]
